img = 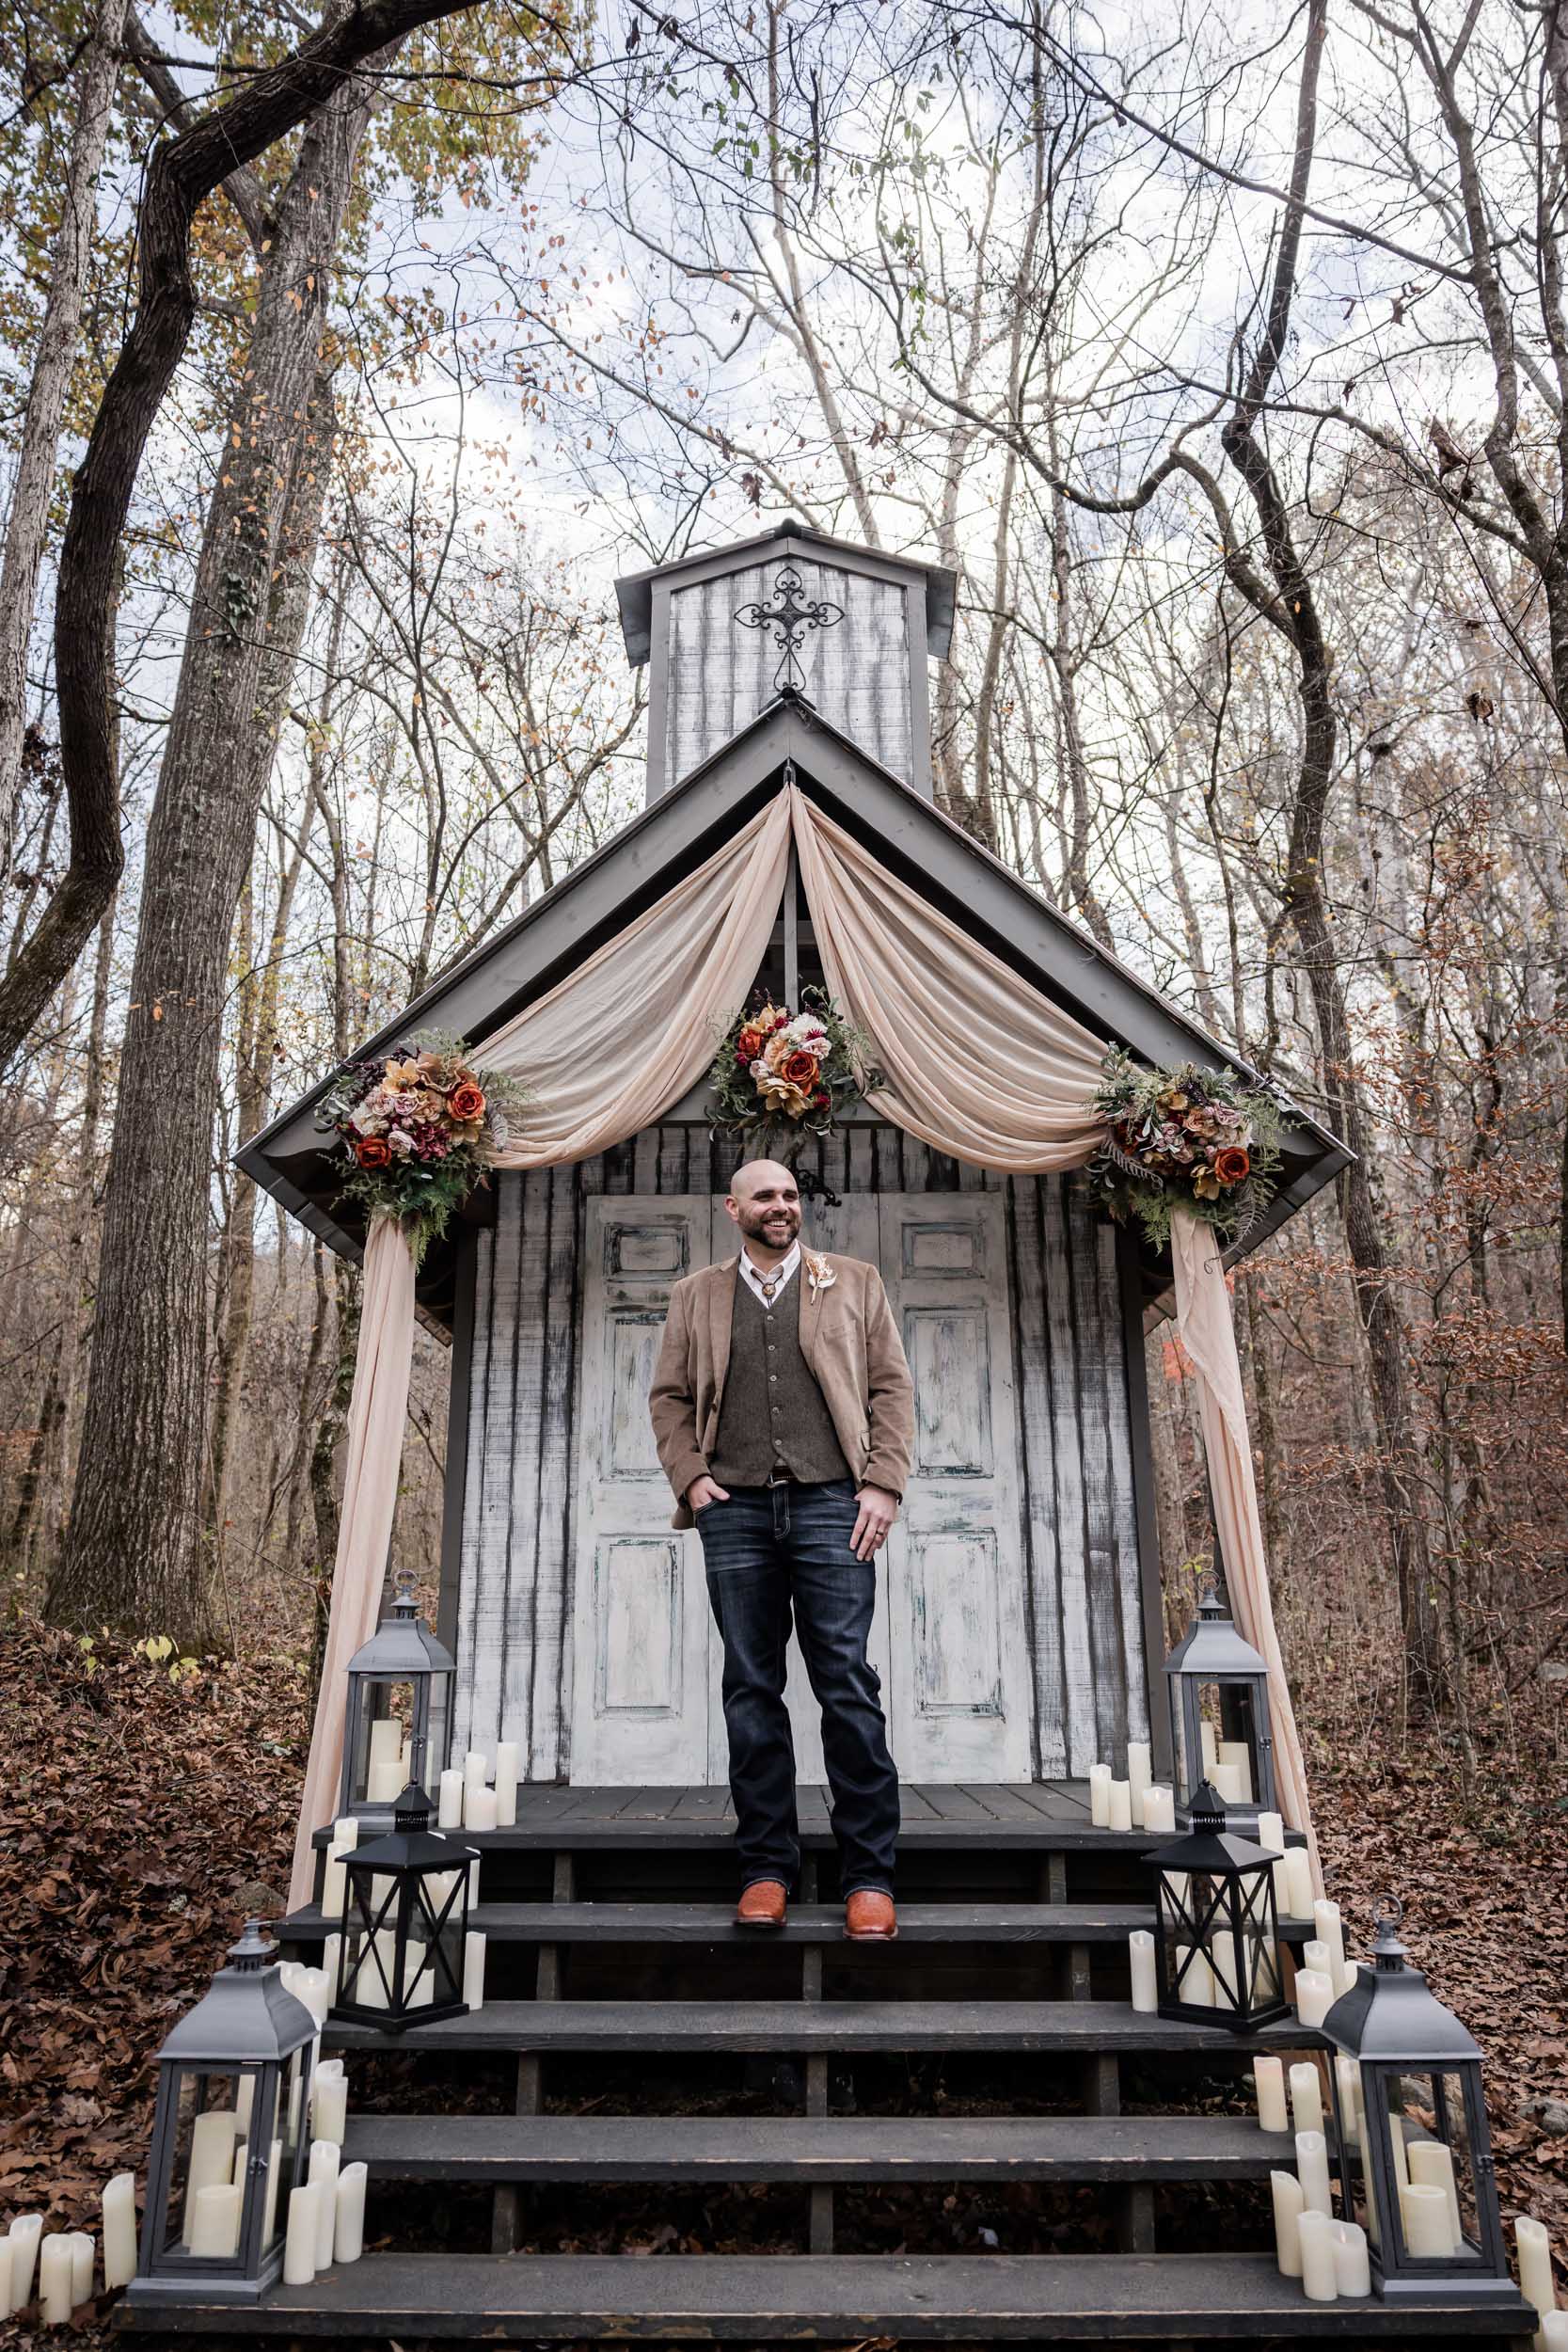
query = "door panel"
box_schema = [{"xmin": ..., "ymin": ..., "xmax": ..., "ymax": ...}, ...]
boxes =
[
  {"xmin": 572, "ymin": 1200, "xmax": 712, "ymax": 1781},
  {"xmin": 879, "ymin": 1193, "xmax": 1031, "ymax": 1778}
]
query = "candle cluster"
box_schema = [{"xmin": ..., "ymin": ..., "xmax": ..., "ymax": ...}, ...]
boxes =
[
  {"xmin": 1270, "ymin": 2169, "xmax": 1371, "ymax": 2300},
  {"xmin": 1, "ymin": 2180, "xmax": 140, "ymax": 2327},
  {"xmin": 1089, "ymin": 1741, "xmax": 1174, "ymax": 1835},
  {"xmin": 281, "ymin": 2162, "xmax": 368, "ymax": 2286},
  {"xmin": 363, "ymin": 1715, "xmax": 415, "ymax": 1804},
  {"xmin": 437, "ymin": 1743, "xmax": 519, "ymax": 1832}
]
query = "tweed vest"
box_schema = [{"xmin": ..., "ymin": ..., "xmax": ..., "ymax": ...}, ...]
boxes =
[{"xmin": 708, "ymin": 1268, "xmax": 850, "ymax": 1488}]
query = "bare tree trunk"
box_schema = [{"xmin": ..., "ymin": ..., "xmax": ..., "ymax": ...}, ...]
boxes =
[
  {"xmin": 48, "ymin": 72, "xmax": 382, "ymax": 1639},
  {"xmin": 0, "ymin": 0, "xmax": 129, "ymax": 893}
]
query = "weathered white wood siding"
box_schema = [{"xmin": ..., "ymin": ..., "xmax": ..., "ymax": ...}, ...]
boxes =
[
  {"xmin": 449, "ymin": 1128, "xmax": 1152, "ymax": 1777},
  {"xmin": 665, "ymin": 561, "xmax": 913, "ymax": 787}
]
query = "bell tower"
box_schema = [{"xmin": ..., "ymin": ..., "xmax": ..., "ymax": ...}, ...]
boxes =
[{"xmin": 615, "ymin": 519, "xmax": 955, "ymax": 804}]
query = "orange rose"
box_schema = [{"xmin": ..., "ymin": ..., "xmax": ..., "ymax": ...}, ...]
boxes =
[
  {"xmin": 448, "ymin": 1080, "xmax": 486, "ymax": 1122},
  {"xmin": 1213, "ymin": 1145, "xmax": 1251, "ymax": 1185},
  {"xmin": 356, "ymin": 1136, "xmax": 392, "ymax": 1170},
  {"xmin": 782, "ymin": 1049, "xmax": 819, "ymax": 1089},
  {"xmin": 736, "ymin": 1025, "xmax": 765, "ymax": 1062}
]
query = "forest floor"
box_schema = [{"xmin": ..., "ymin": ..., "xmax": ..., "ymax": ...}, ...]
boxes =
[{"xmin": 0, "ymin": 1609, "xmax": 1563, "ymax": 2350}]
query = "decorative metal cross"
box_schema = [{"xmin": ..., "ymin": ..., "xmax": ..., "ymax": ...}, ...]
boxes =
[{"xmin": 735, "ymin": 564, "xmax": 844, "ymax": 695}]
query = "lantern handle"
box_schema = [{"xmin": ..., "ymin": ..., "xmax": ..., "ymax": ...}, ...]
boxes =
[{"xmin": 1369, "ymin": 1893, "xmax": 1410, "ymax": 1968}]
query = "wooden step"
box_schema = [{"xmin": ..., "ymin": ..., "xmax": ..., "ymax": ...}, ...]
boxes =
[
  {"xmin": 341, "ymin": 2111, "xmax": 1301, "ymax": 2183},
  {"xmin": 289, "ymin": 1899, "xmax": 1309, "ymax": 1945},
  {"xmin": 120, "ymin": 2250, "xmax": 1533, "ymax": 2339},
  {"xmin": 324, "ymin": 1997, "xmax": 1327, "ymax": 2058}
]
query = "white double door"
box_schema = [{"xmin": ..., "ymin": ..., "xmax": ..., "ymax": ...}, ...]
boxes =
[{"xmin": 570, "ymin": 1191, "xmax": 1030, "ymax": 1785}]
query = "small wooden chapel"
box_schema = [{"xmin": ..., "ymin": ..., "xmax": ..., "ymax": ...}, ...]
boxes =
[
  {"xmin": 241, "ymin": 520, "xmax": 1348, "ymax": 1803},
  {"xmin": 128, "ymin": 520, "xmax": 1533, "ymax": 2347}
]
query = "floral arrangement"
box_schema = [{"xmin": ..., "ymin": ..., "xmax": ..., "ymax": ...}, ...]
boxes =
[
  {"xmin": 315, "ymin": 1031, "xmax": 529, "ymax": 1263},
  {"xmin": 708, "ymin": 987, "xmax": 879, "ymax": 1155},
  {"xmin": 1086, "ymin": 1049, "xmax": 1291, "ymax": 1248}
]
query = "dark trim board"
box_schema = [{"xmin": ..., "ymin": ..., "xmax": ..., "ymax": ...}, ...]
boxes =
[
  {"xmin": 119, "ymin": 2251, "xmax": 1534, "ymax": 2340},
  {"xmin": 284, "ymin": 1899, "xmax": 1317, "ymax": 1945}
]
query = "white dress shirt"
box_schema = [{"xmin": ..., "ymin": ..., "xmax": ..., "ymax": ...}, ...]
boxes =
[{"xmin": 738, "ymin": 1238, "xmax": 800, "ymax": 1309}]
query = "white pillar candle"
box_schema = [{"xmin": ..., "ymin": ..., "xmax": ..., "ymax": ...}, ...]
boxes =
[
  {"xmin": 311, "ymin": 2072, "xmax": 348, "ymax": 2145},
  {"xmin": 1302, "ymin": 1938, "xmax": 1332, "ymax": 1979},
  {"xmin": 1517, "ymin": 2217, "xmax": 1557, "ymax": 2339},
  {"xmin": 9, "ymin": 2215, "xmax": 43, "ymax": 2307},
  {"xmin": 1296, "ymin": 2128, "xmax": 1333, "ymax": 2220},
  {"xmin": 1271, "ymin": 2169, "xmax": 1306, "ymax": 2277},
  {"xmin": 282, "ymin": 2184, "xmax": 320, "ymax": 2286},
  {"xmin": 66, "ymin": 2234, "xmax": 93, "ymax": 2306},
  {"xmin": 368, "ymin": 1715, "xmax": 402, "ymax": 1765},
  {"xmin": 465, "ymin": 1783, "xmax": 498, "ymax": 1833},
  {"xmin": 494, "ymin": 1741, "xmax": 519, "ymax": 1828},
  {"xmin": 1254, "ymin": 2056, "xmax": 1289, "ymax": 2133},
  {"xmin": 102, "ymin": 2173, "xmax": 137, "ymax": 2293},
  {"xmin": 1212, "ymin": 1760, "xmax": 1246, "ymax": 1806},
  {"xmin": 463, "ymin": 1930, "xmax": 487, "ymax": 2010},
  {"xmin": 1087, "ymin": 1764, "xmax": 1111, "ymax": 1827},
  {"xmin": 1334, "ymin": 2057, "xmax": 1363, "ymax": 2150},
  {"xmin": 1175, "ymin": 1944, "xmax": 1213, "ymax": 2006},
  {"xmin": 1141, "ymin": 1785, "xmax": 1175, "ymax": 1836},
  {"xmin": 463, "ymin": 1749, "xmax": 488, "ymax": 1789},
  {"xmin": 38, "ymin": 2236, "xmax": 74, "ymax": 2327},
  {"xmin": 0, "ymin": 2239, "xmax": 12, "ymax": 2322},
  {"xmin": 1401, "ymin": 2178, "xmax": 1455, "ymax": 2256},
  {"xmin": 260, "ymin": 2137, "xmax": 284, "ymax": 2250},
  {"xmin": 1293, "ymin": 1968, "xmax": 1335, "ymax": 2028},
  {"xmin": 468, "ymin": 1857, "xmax": 482, "ymax": 1907},
  {"xmin": 1313, "ymin": 1899, "xmax": 1349, "ymax": 1994},
  {"xmin": 1128, "ymin": 1930, "xmax": 1158, "ymax": 2014},
  {"xmin": 1216, "ymin": 1740, "xmax": 1254, "ymax": 1803},
  {"xmin": 1331, "ymin": 2218, "xmax": 1370, "ymax": 2296},
  {"xmin": 1298, "ymin": 2210, "xmax": 1338, "ymax": 2302},
  {"xmin": 183, "ymin": 2108, "xmax": 239, "ymax": 2235},
  {"xmin": 320, "ymin": 1819, "xmax": 357, "ymax": 1919},
  {"xmin": 1283, "ymin": 1845, "xmax": 1316, "ymax": 1920},
  {"xmin": 1541, "ymin": 2314, "xmax": 1568, "ymax": 2352},
  {"xmin": 1407, "ymin": 2139, "xmax": 1462, "ymax": 2249},
  {"xmin": 1107, "ymin": 1778, "xmax": 1132, "ymax": 1833},
  {"xmin": 323, "ymin": 1933, "xmax": 341, "ymax": 1998},
  {"xmin": 1289, "ymin": 2060, "xmax": 1323, "ymax": 2140},
  {"xmin": 188, "ymin": 2183, "xmax": 242, "ymax": 2258},
  {"xmin": 437, "ymin": 1769, "xmax": 464, "ymax": 1829},
  {"xmin": 1126, "ymin": 1740, "xmax": 1151, "ymax": 1826},
  {"xmin": 1257, "ymin": 1809, "xmax": 1285, "ymax": 1854},
  {"xmin": 333, "ymin": 2162, "xmax": 368, "ymax": 2265},
  {"xmin": 1210, "ymin": 1931, "xmax": 1249, "ymax": 2009},
  {"xmin": 365, "ymin": 1756, "xmax": 404, "ymax": 1804},
  {"xmin": 1199, "ymin": 1717, "xmax": 1219, "ymax": 1774},
  {"xmin": 309, "ymin": 2138, "xmax": 341, "ymax": 2270},
  {"xmin": 1389, "ymin": 2110, "xmax": 1409, "ymax": 2186}
]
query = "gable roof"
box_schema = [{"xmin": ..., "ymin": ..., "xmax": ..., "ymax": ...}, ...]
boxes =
[{"xmin": 239, "ymin": 692, "xmax": 1351, "ymax": 1324}]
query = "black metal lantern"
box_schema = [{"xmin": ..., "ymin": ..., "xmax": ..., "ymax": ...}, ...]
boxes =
[
  {"xmin": 329, "ymin": 1783, "xmax": 473, "ymax": 2032},
  {"xmin": 1164, "ymin": 1587, "xmax": 1276, "ymax": 1829},
  {"xmin": 1323, "ymin": 1899, "xmax": 1513, "ymax": 2303},
  {"xmin": 128, "ymin": 1921, "xmax": 314, "ymax": 2306},
  {"xmin": 337, "ymin": 1566, "xmax": 455, "ymax": 1820},
  {"xmin": 1145, "ymin": 1778, "xmax": 1288, "ymax": 2033}
]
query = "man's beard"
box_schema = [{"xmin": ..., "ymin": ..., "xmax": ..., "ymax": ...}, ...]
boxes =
[{"xmin": 737, "ymin": 1201, "xmax": 800, "ymax": 1248}]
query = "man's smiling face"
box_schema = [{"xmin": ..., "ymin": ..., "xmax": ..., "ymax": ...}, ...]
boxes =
[{"xmin": 726, "ymin": 1159, "xmax": 802, "ymax": 1255}]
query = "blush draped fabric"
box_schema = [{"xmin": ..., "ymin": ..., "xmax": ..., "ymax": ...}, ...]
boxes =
[
  {"xmin": 288, "ymin": 1213, "xmax": 418, "ymax": 1908},
  {"xmin": 287, "ymin": 781, "xmax": 1319, "ymax": 1908}
]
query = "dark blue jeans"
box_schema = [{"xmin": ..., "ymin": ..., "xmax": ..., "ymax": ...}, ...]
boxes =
[{"xmin": 696, "ymin": 1475, "xmax": 899, "ymax": 1897}]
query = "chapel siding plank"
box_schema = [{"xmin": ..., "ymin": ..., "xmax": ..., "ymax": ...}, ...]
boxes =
[
  {"xmin": 1068, "ymin": 1182, "xmax": 1129, "ymax": 1764},
  {"xmin": 529, "ymin": 1164, "xmax": 578, "ymax": 1779},
  {"xmin": 657, "ymin": 1125, "xmax": 688, "ymax": 1195},
  {"xmin": 492, "ymin": 1169, "xmax": 551, "ymax": 1760},
  {"xmin": 464, "ymin": 1178, "xmax": 523, "ymax": 1760},
  {"xmin": 1098, "ymin": 1216, "xmax": 1153, "ymax": 1745},
  {"xmin": 1009, "ymin": 1177, "xmax": 1068, "ymax": 1775},
  {"xmin": 451, "ymin": 1223, "xmax": 496, "ymax": 1760},
  {"xmin": 1042, "ymin": 1177, "xmax": 1097, "ymax": 1777}
]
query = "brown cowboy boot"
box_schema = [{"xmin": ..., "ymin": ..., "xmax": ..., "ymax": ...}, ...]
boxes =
[
  {"xmin": 735, "ymin": 1880, "xmax": 788, "ymax": 1931},
  {"xmin": 845, "ymin": 1889, "xmax": 897, "ymax": 1940}
]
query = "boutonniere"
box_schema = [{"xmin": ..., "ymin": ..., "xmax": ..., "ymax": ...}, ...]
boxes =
[{"xmin": 805, "ymin": 1250, "xmax": 836, "ymax": 1295}]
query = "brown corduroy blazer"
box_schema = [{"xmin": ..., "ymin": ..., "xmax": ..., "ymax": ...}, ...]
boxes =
[{"xmin": 648, "ymin": 1251, "xmax": 915, "ymax": 1530}]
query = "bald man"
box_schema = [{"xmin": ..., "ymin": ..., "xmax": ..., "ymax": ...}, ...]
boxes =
[{"xmin": 649, "ymin": 1160, "xmax": 914, "ymax": 1938}]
